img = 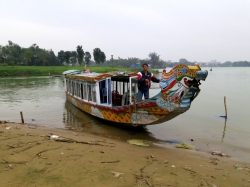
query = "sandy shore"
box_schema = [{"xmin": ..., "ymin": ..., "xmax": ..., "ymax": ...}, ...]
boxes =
[{"xmin": 0, "ymin": 122, "xmax": 249, "ymax": 187}]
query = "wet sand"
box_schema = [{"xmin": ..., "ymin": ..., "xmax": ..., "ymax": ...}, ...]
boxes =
[{"xmin": 1, "ymin": 122, "xmax": 250, "ymax": 187}]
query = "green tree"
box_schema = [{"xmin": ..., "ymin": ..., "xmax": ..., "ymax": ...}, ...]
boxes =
[
  {"xmin": 1, "ymin": 41, "xmax": 23, "ymax": 67},
  {"xmin": 100, "ymin": 51, "xmax": 106, "ymax": 64},
  {"xmin": 23, "ymin": 50, "xmax": 33, "ymax": 65},
  {"xmin": 8, "ymin": 40, "xmax": 13, "ymax": 46},
  {"xmin": 31, "ymin": 43, "xmax": 39, "ymax": 51},
  {"xmin": 93, "ymin": 48, "xmax": 102, "ymax": 65},
  {"xmin": 64, "ymin": 51, "xmax": 71, "ymax": 65},
  {"xmin": 57, "ymin": 50, "xmax": 65, "ymax": 64},
  {"xmin": 0, "ymin": 41, "xmax": 61, "ymax": 66},
  {"xmin": 48, "ymin": 50, "xmax": 58, "ymax": 66},
  {"xmin": 149, "ymin": 52, "xmax": 160, "ymax": 68},
  {"xmin": 38, "ymin": 50, "xmax": 50, "ymax": 66},
  {"xmin": 29, "ymin": 44, "xmax": 39, "ymax": 66},
  {"xmin": 76, "ymin": 45, "xmax": 84, "ymax": 66},
  {"xmin": 1, "ymin": 46, "xmax": 9, "ymax": 66},
  {"xmin": 10, "ymin": 43, "xmax": 22, "ymax": 66},
  {"xmin": 84, "ymin": 51, "xmax": 91, "ymax": 67},
  {"xmin": 70, "ymin": 51, "xmax": 77, "ymax": 66}
]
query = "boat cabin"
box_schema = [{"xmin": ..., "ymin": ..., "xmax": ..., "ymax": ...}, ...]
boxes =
[{"xmin": 64, "ymin": 72, "xmax": 139, "ymax": 107}]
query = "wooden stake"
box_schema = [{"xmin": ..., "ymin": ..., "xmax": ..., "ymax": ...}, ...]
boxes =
[
  {"xmin": 20, "ymin": 111, "xmax": 24, "ymax": 123},
  {"xmin": 224, "ymin": 96, "xmax": 227, "ymax": 119}
]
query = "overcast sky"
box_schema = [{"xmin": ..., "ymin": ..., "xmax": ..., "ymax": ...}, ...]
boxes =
[{"xmin": 1, "ymin": 0, "xmax": 250, "ymax": 62}]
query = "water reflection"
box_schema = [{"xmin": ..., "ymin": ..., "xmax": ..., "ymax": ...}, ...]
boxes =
[
  {"xmin": 63, "ymin": 100, "xmax": 164, "ymax": 143},
  {"xmin": 63, "ymin": 100, "xmax": 100, "ymax": 132}
]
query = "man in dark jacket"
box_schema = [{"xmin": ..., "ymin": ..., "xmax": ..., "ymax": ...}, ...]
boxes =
[{"xmin": 137, "ymin": 63, "xmax": 160, "ymax": 100}]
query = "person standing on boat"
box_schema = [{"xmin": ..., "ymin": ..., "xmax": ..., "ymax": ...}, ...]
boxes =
[{"xmin": 137, "ymin": 63, "xmax": 160, "ymax": 100}]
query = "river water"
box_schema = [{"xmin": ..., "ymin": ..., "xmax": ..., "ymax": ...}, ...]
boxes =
[{"xmin": 0, "ymin": 67, "xmax": 249, "ymax": 162}]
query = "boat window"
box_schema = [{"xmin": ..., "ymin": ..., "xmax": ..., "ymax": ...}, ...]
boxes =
[
  {"xmin": 72, "ymin": 81, "xmax": 75, "ymax": 95},
  {"xmin": 80, "ymin": 83, "xmax": 84, "ymax": 99},
  {"xmin": 77, "ymin": 82, "xmax": 81, "ymax": 98},
  {"xmin": 74, "ymin": 82, "xmax": 77, "ymax": 96},
  {"xmin": 76, "ymin": 82, "xmax": 80, "ymax": 97},
  {"xmin": 69, "ymin": 80, "xmax": 72, "ymax": 94},
  {"xmin": 75, "ymin": 82, "xmax": 78, "ymax": 97},
  {"xmin": 73, "ymin": 81, "xmax": 76, "ymax": 95},
  {"xmin": 110, "ymin": 76, "xmax": 130, "ymax": 106},
  {"xmin": 99, "ymin": 79, "xmax": 111, "ymax": 105},
  {"xmin": 76, "ymin": 82, "xmax": 79, "ymax": 97},
  {"xmin": 66, "ymin": 79, "xmax": 69, "ymax": 92},
  {"xmin": 87, "ymin": 84, "xmax": 92, "ymax": 101},
  {"xmin": 67, "ymin": 79, "xmax": 70, "ymax": 93},
  {"xmin": 72, "ymin": 81, "xmax": 74, "ymax": 95},
  {"xmin": 129, "ymin": 76, "xmax": 138, "ymax": 104},
  {"xmin": 99, "ymin": 80, "xmax": 106, "ymax": 103},
  {"xmin": 83, "ymin": 82, "xmax": 87, "ymax": 100},
  {"xmin": 69, "ymin": 80, "xmax": 71, "ymax": 93},
  {"xmin": 92, "ymin": 85, "xmax": 96, "ymax": 102},
  {"xmin": 107, "ymin": 79, "xmax": 111, "ymax": 104},
  {"xmin": 85, "ymin": 83, "xmax": 96, "ymax": 103},
  {"xmin": 68, "ymin": 80, "xmax": 70, "ymax": 92},
  {"xmin": 78, "ymin": 82, "xmax": 81, "ymax": 98}
]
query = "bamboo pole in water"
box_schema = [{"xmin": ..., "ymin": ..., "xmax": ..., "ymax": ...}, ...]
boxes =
[
  {"xmin": 20, "ymin": 111, "xmax": 24, "ymax": 123},
  {"xmin": 224, "ymin": 96, "xmax": 227, "ymax": 119}
]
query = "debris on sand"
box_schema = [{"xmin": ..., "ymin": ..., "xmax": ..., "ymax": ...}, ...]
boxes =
[
  {"xmin": 175, "ymin": 143, "xmax": 195, "ymax": 150},
  {"xmin": 127, "ymin": 139, "xmax": 149, "ymax": 146},
  {"xmin": 50, "ymin": 135, "xmax": 59, "ymax": 139},
  {"xmin": 166, "ymin": 139, "xmax": 182, "ymax": 143},
  {"xmin": 211, "ymin": 151, "xmax": 228, "ymax": 157},
  {"xmin": 110, "ymin": 171, "xmax": 124, "ymax": 178}
]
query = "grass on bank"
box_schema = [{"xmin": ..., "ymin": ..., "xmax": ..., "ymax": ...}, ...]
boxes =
[{"xmin": 0, "ymin": 66, "xmax": 159, "ymax": 77}]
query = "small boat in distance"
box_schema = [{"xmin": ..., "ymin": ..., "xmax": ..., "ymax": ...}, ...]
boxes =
[
  {"xmin": 63, "ymin": 64, "xmax": 208, "ymax": 126},
  {"xmin": 210, "ymin": 67, "xmax": 212, "ymax": 71}
]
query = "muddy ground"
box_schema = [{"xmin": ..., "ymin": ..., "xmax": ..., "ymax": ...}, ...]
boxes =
[{"xmin": 0, "ymin": 122, "xmax": 249, "ymax": 187}]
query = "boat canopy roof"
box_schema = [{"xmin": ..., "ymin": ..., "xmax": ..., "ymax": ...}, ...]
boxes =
[{"xmin": 64, "ymin": 71, "xmax": 138, "ymax": 82}]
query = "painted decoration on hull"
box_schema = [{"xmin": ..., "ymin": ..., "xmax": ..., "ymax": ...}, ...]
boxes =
[
  {"xmin": 131, "ymin": 112, "xmax": 158, "ymax": 124},
  {"xmin": 66, "ymin": 93, "xmax": 165, "ymax": 125},
  {"xmin": 91, "ymin": 106, "xmax": 104, "ymax": 119},
  {"xmin": 157, "ymin": 64, "xmax": 206, "ymax": 110},
  {"xmin": 156, "ymin": 98, "xmax": 179, "ymax": 112}
]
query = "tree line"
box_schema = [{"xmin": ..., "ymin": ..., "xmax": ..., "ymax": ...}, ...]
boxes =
[
  {"xmin": 99, "ymin": 52, "xmax": 166, "ymax": 68},
  {"xmin": 1, "ymin": 41, "xmax": 249, "ymax": 67},
  {"xmin": 0, "ymin": 41, "xmax": 165, "ymax": 68},
  {"xmin": 0, "ymin": 41, "xmax": 106, "ymax": 67}
]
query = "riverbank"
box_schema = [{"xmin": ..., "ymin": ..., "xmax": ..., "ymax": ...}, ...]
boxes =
[
  {"xmin": 0, "ymin": 66, "xmax": 158, "ymax": 77},
  {"xmin": 1, "ymin": 122, "xmax": 249, "ymax": 187}
]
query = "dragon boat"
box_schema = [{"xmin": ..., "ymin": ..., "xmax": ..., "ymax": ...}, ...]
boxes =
[{"xmin": 63, "ymin": 64, "xmax": 208, "ymax": 126}]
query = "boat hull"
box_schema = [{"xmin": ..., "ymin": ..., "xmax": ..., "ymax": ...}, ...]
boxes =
[{"xmin": 66, "ymin": 92, "xmax": 187, "ymax": 126}]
